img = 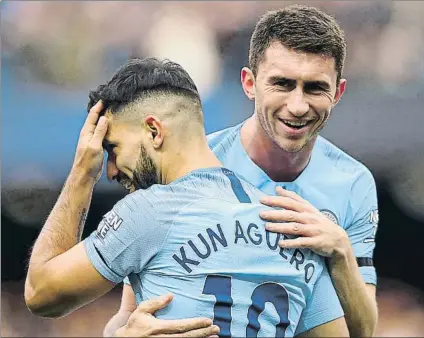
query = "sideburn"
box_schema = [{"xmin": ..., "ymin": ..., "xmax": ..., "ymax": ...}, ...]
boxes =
[{"xmin": 133, "ymin": 145, "xmax": 159, "ymax": 190}]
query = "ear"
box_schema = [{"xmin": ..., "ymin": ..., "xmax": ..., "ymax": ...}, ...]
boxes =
[
  {"xmin": 241, "ymin": 67, "xmax": 256, "ymax": 101},
  {"xmin": 333, "ymin": 79, "xmax": 347, "ymax": 106},
  {"xmin": 144, "ymin": 116, "xmax": 164, "ymax": 149}
]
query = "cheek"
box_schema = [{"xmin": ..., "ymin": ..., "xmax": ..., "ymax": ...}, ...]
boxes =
[
  {"xmin": 311, "ymin": 98, "xmax": 332, "ymax": 120},
  {"xmin": 259, "ymin": 91, "xmax": 286, "ymax": 115},
  {"xmin": 116, "ymin": 152, "xmax": 136, "ymax": 171}
]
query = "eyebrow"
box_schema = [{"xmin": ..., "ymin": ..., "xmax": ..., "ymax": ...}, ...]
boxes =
[
  {"xmin": 268, "ymin": 76, "xmax": 331, "ymax": 91},
  {"xmin": 268, "ymin": 76, "xmax": 296, "ymax": 85}
]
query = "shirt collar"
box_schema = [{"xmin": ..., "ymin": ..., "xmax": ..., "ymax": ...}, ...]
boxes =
[{"xmin": 231, "ymin": 123, "xmax": 318, "ymax": 191}]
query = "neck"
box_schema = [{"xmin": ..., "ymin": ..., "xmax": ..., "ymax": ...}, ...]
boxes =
[
  {"xmin": 240, "ymin": 115, "xmax": 315, "ymax": 182},
  {"xmin": 160, "ymin": 136, "xmax": 223, "ymax": 185}
]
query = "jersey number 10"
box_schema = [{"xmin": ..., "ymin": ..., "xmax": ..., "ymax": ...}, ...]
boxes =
[{"xmin": 202, "ymin": 275, "xmax": 290, "ymax": 337}]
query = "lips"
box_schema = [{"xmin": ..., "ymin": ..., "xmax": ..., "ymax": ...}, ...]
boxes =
[
  {"xmin": 277, "ymin": 118, "xmax": 314, "ymax": 136},
  {"xmin": 280, "ymin": 119, "xmax": 312, "ymax": 128}
]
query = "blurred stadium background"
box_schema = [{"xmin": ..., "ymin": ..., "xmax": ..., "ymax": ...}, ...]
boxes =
[{"xmin": 2, "ymin": 1, "xmax": 424, "ymax": 336}]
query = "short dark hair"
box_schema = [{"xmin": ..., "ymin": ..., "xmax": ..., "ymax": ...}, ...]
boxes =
[
  {"xmin": 87, "ymin": 57, "xmax": 201, "ymax": 114},
  {"xmin": 249, "ymin": 5, "xmax": 346, "ymax": 85}
]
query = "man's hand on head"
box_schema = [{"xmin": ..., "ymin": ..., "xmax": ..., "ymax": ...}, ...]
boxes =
[{"xmin": 72, "ymin": 100, "xmax": 108, "ymax": 183}]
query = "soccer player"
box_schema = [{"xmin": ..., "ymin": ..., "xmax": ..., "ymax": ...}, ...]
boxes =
[
  {"xmin": 108, "ymin": 5, "xmax": 378, "ymax": 338},
  {"xmin": 25, "ymin": 58, "xmax": 348, "ymax": 337}
]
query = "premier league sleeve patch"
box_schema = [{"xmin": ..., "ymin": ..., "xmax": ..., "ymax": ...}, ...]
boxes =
[
  {"xmin": 96, "ymin": 210, "xmax": 123, "ymax": 240},
  {"xmin": 320, "ymin": 209, "xmax": 339, "ymax": 225}
]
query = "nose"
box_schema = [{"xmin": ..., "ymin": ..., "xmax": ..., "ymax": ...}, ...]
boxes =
[
  {"xmin": 106, "ymin": 155, "xmax": 119, "ymax": 181},
  {"xmin": 286, "ymin": 87, "xmax": 309, "ymax": 117}
]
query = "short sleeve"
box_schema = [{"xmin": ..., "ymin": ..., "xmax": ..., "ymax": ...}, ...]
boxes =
[
  {"xmin": 345, "ymin": 169, "xmax": 379, "ymax": 285},
  {"xmin": 295, "ymin": 267, "xmax": 344, "ymax": 335},
  {"xmin": 84, "ymin": 192, "xmax": 168, "ymax": 283}
]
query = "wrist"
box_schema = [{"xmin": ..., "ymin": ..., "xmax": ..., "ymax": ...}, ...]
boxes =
[{"xmin": 332, "ymin": 230, "xmax": 353, "ymax": 260}]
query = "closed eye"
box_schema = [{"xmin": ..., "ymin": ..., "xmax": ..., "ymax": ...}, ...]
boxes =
[
  {"xmin": 304, "ymin": 81, "xmax": 330, "ymax": 94},
  {"xmin": 102, "ymin": 141, "xmax": 116, "ymax": 153},
  {"xmin": 268, "ymin": 76, "xmax": 296, "ymax": 91},
  {"xmin": 275, "ymin": 80, "xmax": 296, "ymax": 91}
]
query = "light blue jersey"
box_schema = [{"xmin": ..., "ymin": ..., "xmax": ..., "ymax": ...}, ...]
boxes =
[
  {"xmin": 85, "ymin": 167, "xmax": 343, "ymax": 337},
  {"xmin": 208, "ymin": 123, "xmax": 379, "ymax": 334}
]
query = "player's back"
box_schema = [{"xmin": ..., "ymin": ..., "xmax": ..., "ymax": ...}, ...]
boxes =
[{"xmin": 124, "ymin": 167, "xmax": 326, "ymax": 337}]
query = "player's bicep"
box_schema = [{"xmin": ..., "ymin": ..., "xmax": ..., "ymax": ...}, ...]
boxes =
[
  {"xmin": 84, "ymin": 198, "xmax": 149, "ymax": 283},
  {"xmin": 346, "ymin": 207, "xmax": 378, "ymax": 259},
  {"xmin": 28, "ymin": 242, "xmax": 116, "ymax": 317},
  {"xmin": 53, "ymin": 240, "xmax": 116, "ymax": 293},
  {"xmin": 346, "ymin": 171, "xmax": 379, "ymax": 285},
  {"xmin": 295, "ymin": 317, "xmax": 348, "ymax": 337}
]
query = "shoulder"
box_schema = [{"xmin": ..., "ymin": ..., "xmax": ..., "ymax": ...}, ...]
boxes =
[
  {"xmin": 206, "ymin": 123, "xmax": 243, "ymax": 150},
  {"xmin": 237, "ymin": 174, "xmax": 268, "ymax": 202},
  {"xmin": 108, "ymin": 190, "xmax": 158, "ymax": 226},
  {"xmin": 125, "ymin": 176, "xmax": 213, "ymax": 214},
  {"xmin": 118, "ymin": 189, "xmax": 156, "ymax": 211},
  {"xmin": 314, "ymin": 137, "xmax": 377, "ymax": 224},
  {"xmin": 315, "ymin": 136, "xmax": 375, "ymax": 185}
]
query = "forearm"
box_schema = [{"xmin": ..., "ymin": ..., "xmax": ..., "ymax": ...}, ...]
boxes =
[
  {"xmin": 29, "ymin": 169, "xmax": 94, "ymax": 265},
  {"xmin": 26, "ymin": 169, "xmax": 95, "ymax": 306},
  {"xmin": 329, "ymin": 244, "xmax": 378, "ymax": 337}
]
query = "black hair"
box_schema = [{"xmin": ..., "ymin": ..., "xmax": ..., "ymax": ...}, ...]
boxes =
[{"xmin": 87, "ymin": 57, "xmax": 201, "ymax": 114}]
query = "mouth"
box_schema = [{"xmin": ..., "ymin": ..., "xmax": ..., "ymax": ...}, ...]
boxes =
[{"xmin": 277, "ymin": 118, "xmax": 314, "ymax": 135}]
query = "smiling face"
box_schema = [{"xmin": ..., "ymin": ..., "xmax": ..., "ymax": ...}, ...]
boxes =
[
  {"xmin": 102, "ymin": 116, "xmax": 159, "ymax": 192},
  {"xmin": 242, "ymin": 42, "xmax": 346, "ymax": 153}
]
